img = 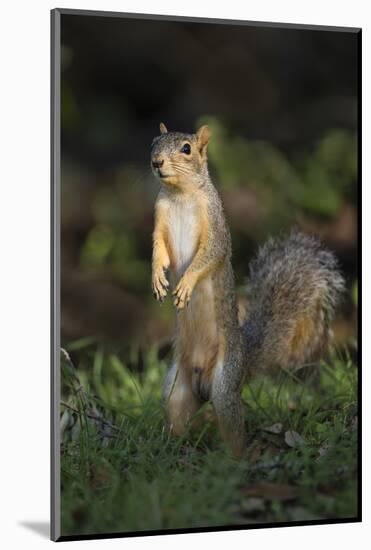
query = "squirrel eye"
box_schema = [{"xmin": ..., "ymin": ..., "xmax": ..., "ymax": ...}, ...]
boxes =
[{"xmin": 180, "ymin": 143, "xmax": 191, "ymax": 155}]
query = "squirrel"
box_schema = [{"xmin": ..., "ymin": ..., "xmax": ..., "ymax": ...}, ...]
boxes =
[{"xmin": 150, "ymin": 122, "xmax": 344, "ymax": 457}]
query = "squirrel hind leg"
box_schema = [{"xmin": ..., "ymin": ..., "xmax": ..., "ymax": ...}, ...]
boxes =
[
  {"xmin": 163, "ymin": 362, "xmax": 202, "ymax": 436},
  {"xmin": 211, "ymin": 358, "xmax": 246, "ymax": 458}
]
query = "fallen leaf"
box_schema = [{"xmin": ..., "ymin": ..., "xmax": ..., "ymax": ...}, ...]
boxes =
[
  {"xmin": 285, "ymin": 430, "xmax": 305, "ymax": 448},
  {"xmin": 263, "ymin": 423, "xmax": 283, "ymax": 434},
  {"xmin": 241, "ymin": 482, "xmax": 299, "ymax": 501},
  {"xmin": 241, "ymin": 497, "xmax": 265, "ymax": 514}
]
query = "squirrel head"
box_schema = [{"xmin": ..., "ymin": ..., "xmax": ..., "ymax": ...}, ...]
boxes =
[{"xmin": 150, "ymin": 123, "xmax": 211, "ymax": 191}]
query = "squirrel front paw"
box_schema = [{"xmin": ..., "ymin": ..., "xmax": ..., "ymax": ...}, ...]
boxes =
[
  {"xmin": 173, "ymin": 273, "xmax": 195, "ymax": 310},
  {"xmin": 152, "ymin": 267, "xmax": 169, "ymax": 302}
]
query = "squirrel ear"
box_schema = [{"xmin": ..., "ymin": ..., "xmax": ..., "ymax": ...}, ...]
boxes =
[
  {"xmin": 159, "ymin": 122, "xmax": 168, "ymax": 134},
  {"xmin": 196, "ymin": 125, "xmax": 211, "ymax": 154}
]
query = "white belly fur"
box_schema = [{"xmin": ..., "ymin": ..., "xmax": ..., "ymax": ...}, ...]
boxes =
[
  {"xmin": 168, "ymin": 197, "xmax": 219, "ymax": 371},
  {"xmin": 167, "ymin": 198, "xmax": 198, "ymax": 277}
]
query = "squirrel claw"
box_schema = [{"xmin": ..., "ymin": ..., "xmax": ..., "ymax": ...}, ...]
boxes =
[
  {"xmin": 152, "ymin": 284, "xmax": 167, "ymax": 302},
  {"xmin": 173, "ymin": 277, "xmax": 193, "ymax": 310},
  {"xmin": 152, "ymin": 268, "xmax": 169, "ymax": 302}
]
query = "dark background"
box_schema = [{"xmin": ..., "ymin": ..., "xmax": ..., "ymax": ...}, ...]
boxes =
[{"xmin": 61, "ymin": 14, "xmax": 358, "ymax": 356}]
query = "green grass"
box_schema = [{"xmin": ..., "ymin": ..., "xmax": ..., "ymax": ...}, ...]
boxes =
[{"xmin": 60, "ymin": 342, "xmax": 358, "ymax": 537}]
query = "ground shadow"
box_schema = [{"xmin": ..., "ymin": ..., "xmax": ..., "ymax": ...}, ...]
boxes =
[{"xmin": 19, "ymin": 521, "xmax": 49, "ymax": 539}]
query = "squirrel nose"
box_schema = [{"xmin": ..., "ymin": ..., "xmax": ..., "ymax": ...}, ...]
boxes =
[{"xmin": 152, "ymin": 158, "xmax": 164, "ymax": 169}]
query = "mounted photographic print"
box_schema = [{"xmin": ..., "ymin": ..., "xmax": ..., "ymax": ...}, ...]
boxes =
[{"xmin": 51, "ymin": 8, "xmax": 361, "ymax": 541}]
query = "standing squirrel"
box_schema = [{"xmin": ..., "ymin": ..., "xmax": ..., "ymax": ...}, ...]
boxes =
[{"xmin": 150, "ymin": 123, "xmax": 344, "ymax": 457}]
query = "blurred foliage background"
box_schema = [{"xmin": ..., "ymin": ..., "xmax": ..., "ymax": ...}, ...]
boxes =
[{"xmin": 61, "ymin": 14, "xmax": 358, "ymax": 361}]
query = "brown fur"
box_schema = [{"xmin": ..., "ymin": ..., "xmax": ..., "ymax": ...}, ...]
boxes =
[
  {"xmin": 290, "ymin": 316, "xmax": 316, "ymax": 358},
  {"xmin": 151, "ymin": 124, "xmax": 344, "ymax": 457}
]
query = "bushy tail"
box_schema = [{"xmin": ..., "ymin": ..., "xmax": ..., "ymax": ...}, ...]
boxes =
[{"xmin": 243, "ymin": 231, "xmax": 345, "ymax": 375}]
